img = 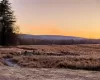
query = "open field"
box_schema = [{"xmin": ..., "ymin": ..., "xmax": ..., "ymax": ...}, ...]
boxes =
[
  {"xmin": 0, "ymin": 66, "xmax": 100, "ymax": 80},
  {"xmin": 0, "ymin": 44, "xmax": 100, "ymax": 70}
]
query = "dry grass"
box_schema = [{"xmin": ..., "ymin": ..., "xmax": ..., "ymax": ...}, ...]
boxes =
[
  {"xmin": 0, "ymin": 44, "xmax": 100, "ymax": 70},
  {"xmin": 11, "ymin": 55, "xmax": 100, "ymax": 70}
]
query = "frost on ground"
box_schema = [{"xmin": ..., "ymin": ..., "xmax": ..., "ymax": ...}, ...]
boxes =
[{"xmin": 0, "ymin": 67, "xmax": 100, "ymax": 80}]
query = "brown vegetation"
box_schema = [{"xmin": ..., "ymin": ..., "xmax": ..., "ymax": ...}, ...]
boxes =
[
  {"xmin": 0, "ymin": 44, "xmax": 100, "ymax": 71},
  {"xmin": 11, "ymin": 55, "xmax": 100, "ymax": 70}
]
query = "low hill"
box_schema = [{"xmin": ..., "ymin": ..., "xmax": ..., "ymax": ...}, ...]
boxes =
[{"xmin": 19, "ymin": 34, "xmax": 86, "ymax": 40}]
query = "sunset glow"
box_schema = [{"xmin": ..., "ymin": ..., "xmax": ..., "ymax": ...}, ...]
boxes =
[{"xmin": 10, "ymin": 0, "xmax": 100, "ymax": 39}]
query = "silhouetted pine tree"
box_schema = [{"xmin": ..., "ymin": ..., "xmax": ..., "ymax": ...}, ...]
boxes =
[{"xmin": 0, "ymin": 0, "xmax": 18, "ymax": 46}]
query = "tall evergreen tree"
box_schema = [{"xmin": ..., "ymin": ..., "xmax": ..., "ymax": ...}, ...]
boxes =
[{"xmin": 0, "ymin": 0, "xmax": 18, "ymax": 46}]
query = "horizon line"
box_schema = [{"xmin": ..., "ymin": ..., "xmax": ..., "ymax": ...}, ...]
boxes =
[{"xmin": 19, "ymin": 33, "xmax": 100, "ymax": 39}]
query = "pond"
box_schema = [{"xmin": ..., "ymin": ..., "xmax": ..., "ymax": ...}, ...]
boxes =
[{"xmin": 3, "ymin": 58, "xmax": 20, "ymax": 68}]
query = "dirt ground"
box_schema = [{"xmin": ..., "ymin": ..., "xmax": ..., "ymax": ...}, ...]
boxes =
[{"xmin": 0, "ymin": 66, "xmax": 100, "ymax": 80}]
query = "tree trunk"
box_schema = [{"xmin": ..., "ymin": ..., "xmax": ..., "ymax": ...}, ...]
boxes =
[{"xmin": 1, "ymin": 27, "xmax": 5, "ymax": 46}]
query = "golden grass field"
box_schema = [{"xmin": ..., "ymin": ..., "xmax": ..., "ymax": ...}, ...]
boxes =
[{"xmin": 0, "ymin": 44, "xmax": 100, "ymax": 71}]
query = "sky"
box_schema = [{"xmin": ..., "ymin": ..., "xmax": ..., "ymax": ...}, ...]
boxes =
[{"xmin": 8, "ymin": 0, "xmax": 100, "ymax": 38}]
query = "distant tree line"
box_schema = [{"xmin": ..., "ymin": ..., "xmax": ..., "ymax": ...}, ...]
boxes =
[{"xmin": 18, "ymin": 38, "xmax": 100, "ymax": 45}]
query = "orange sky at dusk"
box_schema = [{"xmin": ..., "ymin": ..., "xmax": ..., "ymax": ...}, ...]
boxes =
[
  {"xmin": 20, "ymin": 24, "xmax": 100, "ymax": 39},
  {"xmin": 9, "ymin": 0, "xmax": 100, "ymax": 39}
]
